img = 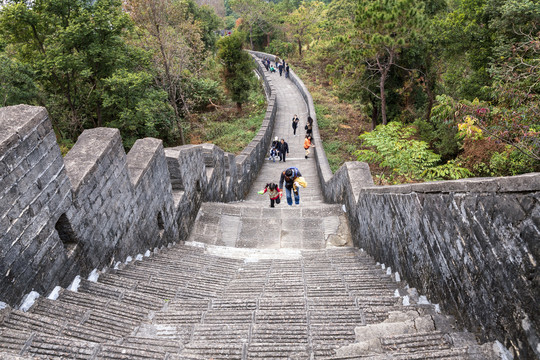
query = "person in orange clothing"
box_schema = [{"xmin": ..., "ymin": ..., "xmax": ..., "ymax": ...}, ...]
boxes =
[{"xmin": 304, "ymin": 135, "xmax": 314, "ymax": 159}]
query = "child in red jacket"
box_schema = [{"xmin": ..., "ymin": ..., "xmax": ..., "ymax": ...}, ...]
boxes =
[{"xmin": 258, "ymin": 183, "xmax": 282, "ymax": 208}]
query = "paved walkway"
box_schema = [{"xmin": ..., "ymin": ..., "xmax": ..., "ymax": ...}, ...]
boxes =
[{"xmin": 245, "ymin": 65, "xmax": 323, "ymax": 205}]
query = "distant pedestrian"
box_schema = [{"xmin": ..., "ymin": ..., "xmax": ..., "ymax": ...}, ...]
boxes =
[
  {"xmin": 278, "ymin": 63, "xmax": 283, "ymax": 76},
  {"xmin": 285, "ymin": 64, "xmax": 290, "ymax": 78},
  {"xmin": 278, "ymin": 138, "xmax": 289, "ymax": 162},
  {"xmin": 264, "ymin": 59, "xmax": 269, "ymax": 71},
  {"xmin": 279, "ymin": 167, "xmax": 303, "ymax": 206},
  {"xmin": 304, "ymin": 135, "xmax": 315, "ymax": 159},
  {"xmin": 305, "ymin": 116, "xmax": 313, "ymax": 136},
  {"xmin": 292, "ymin": 114, "xmax": 299, "ymax": 136},
  {"xmin": 258, "ymin": 183, "xmax": 282, "ymax": 208}
]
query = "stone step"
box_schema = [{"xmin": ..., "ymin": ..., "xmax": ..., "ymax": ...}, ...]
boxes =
[
  {"xmin": 179, "ymin": 342, "xmax": 244, "ymax": 359},
  {"xmin": 78, "ymin": 279, "xmax": 166, "ymax": 310},
  {"xmin": 0, "ymin": 309, "xmax": 122, "ymax": 344},
  {"xmin": 29, "ymin": 298, "xmax": 140, "ymax": 336},
  {"xmin": 203, "ymin": 310, "xmax": 254, "ymax": 324},
  {"xmin": 122, "ymin": 336, "xmax": 182, "ymax": 355},
  {"xmin": 380, "ymin": 331, "xmax": 452, "ymax": 352},
  {"xmin": 189, "ymin": 202, "xmax": 350, "ymax": 249},
  {"xmin": 56, "ymin": 289, "xmax": 149, "ymax": 322},
  {"xmin": 153, "ymin": 310, "xmax": 204, "ymax": 325},
  {"xmin": 246, "ymin": 343, "xmax": 309, "ymax": 359},
  {"xmin": 99, "ymin": 343, "xmax": 167, "ymax": 359},
  {"xmin": 1, "ymin": 329, "xmax": 100, "ymax": 359},
  {"xmin": 192, "ymin": 324, "xmax": 250, "ymax": 342},
  {"xmin": 255, "ymin": 310, "xmax": 307, "ymax": 324},
  {"xmin": 251, "ymin": 324, "xmax": 309, "ymax": 343}
]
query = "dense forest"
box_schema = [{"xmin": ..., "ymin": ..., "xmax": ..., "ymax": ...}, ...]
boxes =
[{"xmin": 1, "ymin": 0, "xmax": 538, "ymax": 183}]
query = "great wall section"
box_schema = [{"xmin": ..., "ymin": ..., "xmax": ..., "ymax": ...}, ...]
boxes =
[{"xmin": 0, "ymin": 52, "xmax": 538, "ymax": 359}]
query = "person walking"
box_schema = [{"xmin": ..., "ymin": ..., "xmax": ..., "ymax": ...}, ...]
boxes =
[
  {"xmin": 278, "ymin": 138, "xmax": 289, "ymax": 162},
  {"xmin": 258, "ymin": 183, "xmax": 282, "ymax": 208},
  {"xmin": 279, "ymin": 167, "xmax": 302, "ymax": 206},
  {"xmin": 305, "ymin": 116, "xmax": 313, "ymax": 136},
  {"xmin": 278, "ymin": 63, "xmax": 284, "ymax": 77},
  {"xmin": 285, "ymin": 64, "xmax": 290, "ymax": 78},
  {"xmin": 292, "ymin": 115, "xmax": 299, "ymax": 136},
  {"xmin": 304, "ymin": 135, "xmax": 315, "ymax": 159}
]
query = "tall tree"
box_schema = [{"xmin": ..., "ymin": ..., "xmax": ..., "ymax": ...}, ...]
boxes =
[
  {"xmin": 286, "ymin": 1, "xmax": 325, "ymax": 57},
  {"xmin": 0, "ymin": 0, "xmax": 175, "ymax": 146},
  {"xmin": 355, "ymin": 0, "xmax": 426, "ymax": 125},
  {"xmin": 217, "ymin": 31, "xmax": 255, "ymax": 110},
  {"xmin": 230, "ymin": 0, "xmax": 273, "ymax": 50},
  {"xmin": 126, "ymin": 0, "xmax": 210, "ymax": 145}
]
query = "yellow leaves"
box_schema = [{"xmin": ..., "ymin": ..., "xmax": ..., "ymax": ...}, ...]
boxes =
[{"xmin": 458, "ymin": 115, "xmax": 483, "ymax": 140}]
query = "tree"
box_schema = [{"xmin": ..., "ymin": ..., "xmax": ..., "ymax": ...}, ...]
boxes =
[
  {"xmin": 355, "ymin": 0, "xmax": 426, "ymax": 125},
  {"xmin": 0, "ymin": 54, "xmax": 37, "ymax": 107},
  {"xmin": 126, "ymin": 0, "xmax": 212, "ymax": 145},
  {"xmin": 0, "ymin": 0, "xmax": 176, "ymax": 147},
  {"xmin": 217, "ymin": 31, "xmax": 255, "ymax": 110},
  {"xmin": 286, "ymin": 1, "xmax": 325, "ymax": 57},
  {"xmin": 230, "ymin": 0, "xmax": 273, "ymax": 50}
]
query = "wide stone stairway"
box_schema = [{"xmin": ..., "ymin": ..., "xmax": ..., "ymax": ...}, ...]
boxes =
[{"xmin": 0, "ymin": 57, "xmax": 499, "ymax": 359}]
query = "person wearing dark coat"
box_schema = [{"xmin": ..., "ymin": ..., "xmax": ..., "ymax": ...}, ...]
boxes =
[
  {"xmin": 277, "ymin": 138, "xmax": 289, "ymax": 162},
  {"xmin": 292, "ymin": 114, "xmax": 299, "ymax": 136}
]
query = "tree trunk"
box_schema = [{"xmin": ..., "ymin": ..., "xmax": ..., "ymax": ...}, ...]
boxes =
[
  {"xmin": 249, "ymin": 25, "xmax": 254, "ymax": 50},
  {"xmin": 236, "ymin": 102, "xmax": 242, "ymax": 111},
  {"xmin": 371, "ymin": 99, "xmax": 379, "ymax": 130},
  {"xmin": 297, "ymin": 38, "xmax": 302, "ymax": 57},
  {"xmin": 379, "ymin": 73, "xmax": 387, "ymax": 125},
  {"xmin": 96, "ymin": 103, "xmax": 102, "ymax": 127},
  {"xmin": 377, "ymin": 51, "xmax": 393, "ymax": 125}
]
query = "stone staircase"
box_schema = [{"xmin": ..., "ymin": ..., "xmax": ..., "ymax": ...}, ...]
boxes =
[{"xmin": 0, "ymin": 234, "xmax": 499, "ymax": 359}]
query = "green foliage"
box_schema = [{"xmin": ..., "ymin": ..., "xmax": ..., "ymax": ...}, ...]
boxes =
[
  {"xmin": 101, "ymin": 69, "xmax": 175, "ymax": 149},
  {"xmin": 421, "ymin": 160, "xmax": 473, "ymax": 180},
  {"xmin": 199, "ymin": 90, "xmax": 266, "ymax": 153},
  {"xmin": 489, "ymin": 146, "xmax": 539, "ymax": 176},
  {"xmin": 217, "ymin": 31, "xmax": 255, "ymax": 108},
  {"xmin": 355, "ymin": 122, "xmax": 442, "ymax": 180},
  {"xmin": 0, "ymin": 54, "xmax": 37, "ymax": 106},
  {"xmin": 266, "ymin": 39, "xmax": 295, "ymax": 59}
]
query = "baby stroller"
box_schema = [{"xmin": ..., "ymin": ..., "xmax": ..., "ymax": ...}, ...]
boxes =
[{"xmin": 269, "ymin": 137, "xmax": 279, "ymax": 162}]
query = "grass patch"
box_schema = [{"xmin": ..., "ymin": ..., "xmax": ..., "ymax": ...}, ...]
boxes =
[{"xmin": 190, "ymin": 80, "xmax": 267, "ymax": 154}]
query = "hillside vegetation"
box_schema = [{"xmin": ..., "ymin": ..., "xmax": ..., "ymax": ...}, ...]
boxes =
[{"xmin": 1, "ymin": 0, "xmax": 538, "ymax": 182}]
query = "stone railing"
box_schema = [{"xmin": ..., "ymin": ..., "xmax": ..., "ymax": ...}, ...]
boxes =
[
  {"xmin": 328, "ymin": 164, "xmax": 540, "ymax": 358},
  {"xmin": 0, "ymin": 54, "xmax": 277, "ymax": 307}
]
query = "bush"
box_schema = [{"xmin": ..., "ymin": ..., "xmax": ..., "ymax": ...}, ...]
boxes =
[
  {"xmin": 265, "ymin": 39, "xmax": 295, "ymax": 59},
  {"xmin": 489, "ymin": 146, "xmax": 539, "ymax": 176},
  {"xmin": 356, "ymin": 121, "xmax": 472, "ymax": 181}
]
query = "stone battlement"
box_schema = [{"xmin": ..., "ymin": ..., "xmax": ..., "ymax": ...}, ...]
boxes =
[{"xmin": 0, "ymin": 55, "xmax": 277, "ymax": 307}]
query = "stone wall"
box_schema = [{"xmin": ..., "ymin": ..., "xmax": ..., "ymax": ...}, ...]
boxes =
[
  {"xmin": 326, "ymin": 163, "xmax": 540, "ymax": 358},
  {"xmin": 0, "ymin": 55, "xmax": 277, "ymax": 307}
]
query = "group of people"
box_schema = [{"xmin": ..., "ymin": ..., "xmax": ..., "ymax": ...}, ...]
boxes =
[
  {"xmin": 259, "ymin": 167, "xmax": 305, "ymax": 207},
  {"xmin": 263, "ymin": 58, "xmax": 290, "ymax": 78},
  {"xmin": 260, "ymin": 114, "xmax": 316, "ymax": 207},
  {"xmin": 269, "ymin": 137, "xmax": 289, "ymax": 162}
]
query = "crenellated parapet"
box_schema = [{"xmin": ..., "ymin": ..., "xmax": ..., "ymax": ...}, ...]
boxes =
[{"xmin": 0, "ymin": 54, "xmax": 277, "ymax": 308}]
